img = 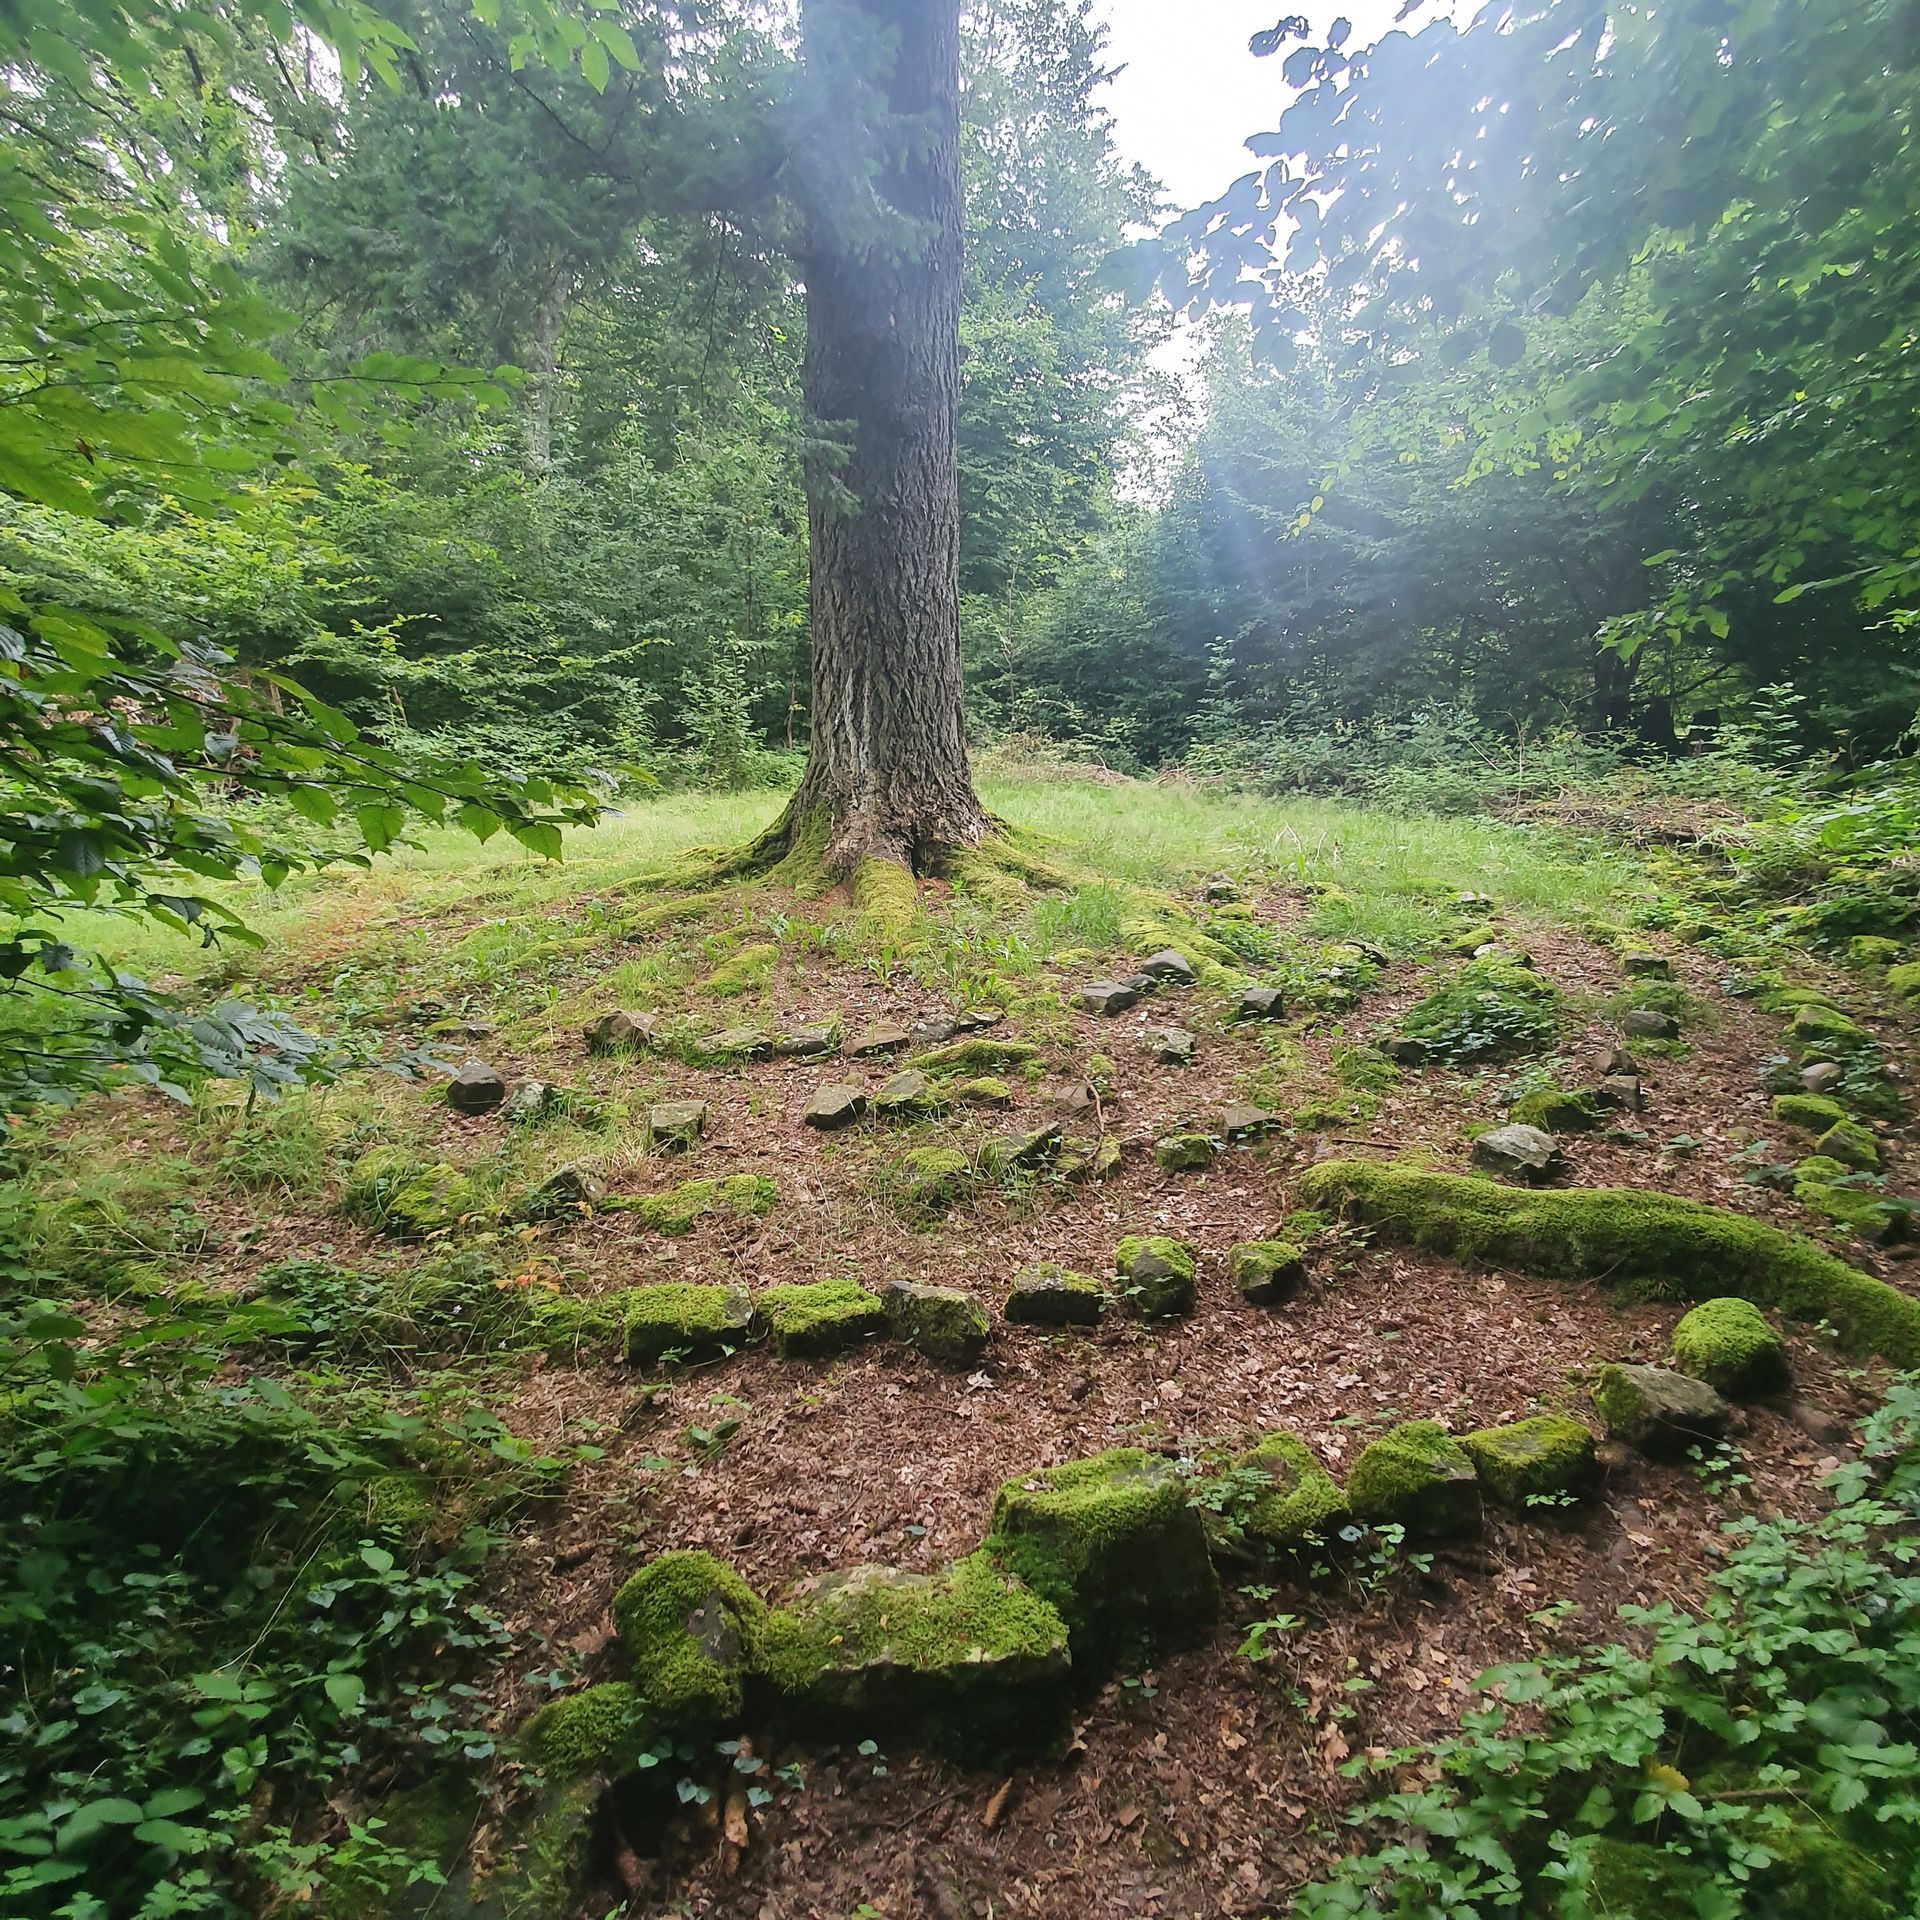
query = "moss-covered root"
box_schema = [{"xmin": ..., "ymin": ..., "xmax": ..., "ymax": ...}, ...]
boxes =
[
  {"xmin": 610, "ymin": 1550, "xmax": 764, "ymax": 1735},
  {"xmin": 1228, "ymin": 1432, "xmax": 1349, "ymax": 1546},
  {"xmin": 1345, "ymin": 1420, "xmax": 1481, "ymax": 1538},
  {"xmin": 985, "ymin": 1448, "xmax": 1219, "ymax": 1662},
  {"xmin": 1670, "ymin": 1297, "xmax": 1789, "ymax": 1399},
  {"xmin": 1297, "ymin": 1159, "xmax": 1920, "ymax": 1367},
  {"xmin": 753, "ymin": 1553, "xmax": 1070, "ymax": 1756}
]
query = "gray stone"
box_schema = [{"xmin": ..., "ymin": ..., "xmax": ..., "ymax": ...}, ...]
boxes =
[
  {"xmin": 1120, "ymin": 973, "xmax": 1159, "ymax": 996},
  {"xmin": 1137, "ymin": 949, "xmax": 1196, "ymax": 986},
  {"xmin": 1145, "ymin": 1025, "xmax": 1195, "ymax": 1066},
  {"xmin": 872, "ymin": 1069, "xmax": 935, "ymax": 1116},
  {"xmin": 910, "ymin": 1016, "xmax": 958, "ymax": 1045},
  {"xmin": 1800, "ymin": 1061, "xmax": 1844, "ymax": 1096},
  {"xmin": 802, "ymin": 1083, "xmax": 868, "ymax": 1129},
  {"xmin": 1004, "ymin": 1264, "xmax": 1109, "ymax": 1326},
  {"xmin": 1077, "ymin": 980, "xmax": 1141, "ymax": 1016},
  {"xmin": 447, "ymin": 1061, "xmax": 507, "ymax": 1115},
  {"xmin": 705, "ymin": 1026, "xmax": 770, "ymax": 1060},
  {"xmin": 1154, "ymin": 1132, "xmax": 1217, "ymax": 1172},
  {"xmin": 1622, "ymin": 1008, "xmax": 1680, "ymax": 1040},
  {"xmin": 646, "ymin": 1100, "xmax": 709, "ymax": 1150},
  {"xmin": 847, "ymin": 1022, "xmax": 912, "ymax": 1058},
  {"xmin": 773, "ymin": 1025, "xmax": 840, "ymax": 1059},
  {"xmin": 1222, "ymin": 1101, "xmax": 1280, "ymax": 1140},
  {"xmin": 1381, "ymin": 1036, "xmax": 1429, "ymax": 1066},
  {"xmin": 584, "ymin": 1009, "xmax": 657, "ymax": 1053},
  {"xmin": 1059, "ymin": 1137, "xmax": 1123, "ymax": 1184},
  {"xmin": 982, "ymin": 1124, "xmax": 1061, "ymax": 1173},
  {"xmin": 1603, "ymin": 1046, "xmax": 1646, "ymax": 1077},
  {"xmin": 1235, "ymin": 986, "xmax": 1286, "ymax": 1021},
  {"xmin": 1451, "ymin": 891, "xmax": 1494, "ymax": 913},
  {"xmin": 1594, "ymin": 1074, "xmax": 1645, "ymax": 1113},
  {"xmin": 1203, "ymin": 877, "xmax": 1240, "ymax": 903},
  {"xmin": 508, "ymin": 1078, "xmax": 560, "ymax": 1122},
  {"xmin": 881, "ymin": 1281, "xmax": 990, "ymax": 1366},
  {"xmin": 1593, "ymin": 1363, "xmax": 1732, "ymax": 1457},
  {"xmin": 1621, "ymin": 951, "xmax": 1673, "ymax": 979},
  {"xmin": 1471, "ymin": 1123, "xmax": 1564, "ymax": 1182},
  {"xmin": 952, "ymin": 1008, "xmax": 1005, "ymax": 1033}
]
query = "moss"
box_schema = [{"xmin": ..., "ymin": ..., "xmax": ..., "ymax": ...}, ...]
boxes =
[
  {"xmin": 1229, "ymin": 1240, "xmax": 1305, "ymax": 1304},
  {"xmin": 618, "ymin": 892, "xmax": 720, "ymax": 938},
  {"xmin": 757, "ymin": 1277, "xmax": 887, "ymax": 1357},
  {"xmin": 1671, "ymin": 1297, "xmax": 1789, "ymax": 1398},
  {"xmin": 753, "ymin": 1552, "xmax": 1069, "ymax": 1751},
  {"xmin": 1085, "ymin": 1052, "xmax": 1116, "ymax": 1094},
  {"xmin": 621, "ymin": 1283, "xmax": 755, "ymax": 1365},
  {"xmin": 1113, "ymin": 1233, "xmax": 1198, "ymax": 1316},
  {"xmin": 850, "ymin": 856, "xmax": 921, "ymax": 933},
  {"xmin": 1005, "ymin": 1263, "xmax": 1110, "ymax": 1326},
  {"xmin": 522, "ymin": 1287, "xmax": 626, "ymax": 1360},
  {"xmin": 1814, "ymin": 1117, "xmax": 1880, "ymax": 1170},
  {"xmin": 612, "ymin": 1549, "xmax": 763, "ymax": 1733},
  {"xmin": 1509, "ymin": 1087, "xmax": 1601, "ymax": 1132},
  {"xmin": 343, "ymin": 1147, "xmax": 480, "ymax": 1239},
  {"xmin": 1399, "ymin": 957, "xmax": 1560, "ymax": 1064},
  {"xmin": 1584, "ymin": 1836, "xmax": 1714, "ymax": 1914},
  {"xmin": 882, "ymin": 1281, "xmax": 989, "ymax": 1365},
  {"xmin": 1759, "ymin": 1818, "xmax": 1897, "ymax": 1919},
  {"xmin": 1887, "ymin": 959, "xmax": 1920, "ymax": 1003},
  {"xmin": 1788, "ymin": 1002, "xmax": 1869, "ymax": 1048},
  {"xmin": 1458, "ymin": 1415, "xmax": 1596, "ymax": 1505},
  {"xmin": 521, "ymin": 1680, "xmax": 652, "ymax": 1781},
  {"xmin": 1154, "ymin": 1131, "xmax": 1217, "ymax": 1172},
  {"xmin": 1230, "ymin": 1431, "xmax": 1349, "ymax": 1545},
  {"xmin": 883, "ymin": 1144, "xmax": 975, "ymax": 1220},
  {"xmin": 1848, "ymin": 935, "xmax": 1904, "ymax": 968},
  {"xmin": 632, "ymin": 1174, "xmax": 777, "ymax": 1235},
  {"xmin": 1793, "ymin": 1159, "xmax": 1905, "ymax": 1242},
  {"xmin": 958, "ymin": 1075, "xmax": 1014, "ymax": 1106},
  {"xmin": 909, "ymin": 1037, "xmax": 1043, "ymax": 1074},
  {"xmin": 699, "ymin": 941, "xmax": 777, "ymax": 998},
  {"xmin": 362, "ymin": 1473, "xmax": 436, "ymax": 1537},
  {"xmin": 1772, "ymin": 1093, "xmax": 1848, "ymax": 1135},
  {"xmin": 986, "ymin": 1448, "xmax": 1219, "ymax": 1659},
  {"xmin": 1346, "ymin": 1420, "xmax": 1480, "ymax": 1537},
  {"xmin": 1297, "ymin": 1158, "xmax": 1920, "ymax": 1366}
]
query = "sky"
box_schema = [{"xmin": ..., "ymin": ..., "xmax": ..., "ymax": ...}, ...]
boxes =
[{"xmin": 1094, "ymin": 0, "xmax": 1444, "ymax": 213}]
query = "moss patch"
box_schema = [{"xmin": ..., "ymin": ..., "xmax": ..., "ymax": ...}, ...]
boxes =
[
  {"xmin": 753, "ymin": 1552, "xmax": 1069, "ymax": 1752},
  {"xmin": 1399, "ymin": 957, "xmax": 1559, "ymax": 1064},
  {"xmin": 986, "ymin": 1448, "xmax": 1219, "ymax": 1660},
  {"xmin": 1230, "ymin": 1431, "xmax": 1349, "ymax": 1545},
  {"xmin": 1154, "ymin": 1131, "xmax": 1217, "ymax": 1172},
  {"xmin": 1671, "ymin": 1297, "xmax": 1788, "ymax": 1398},
  {"xmin": 882, "ymin": 1144, "xmax": 975, "ymax": 1220},
  {"xmin": 1458, "ymin": 1415, "xmax": 1596, "ymax": 1505},
  {"xmin": 1772, "ymin": 1093, "xmax": 1848, "ymax": 1136},
  {"xmin": 1509, "ymin": 1087, "xmax": 1601, "ymax": 1132},
  {"xmin": 631, "ymin": 1173, "xmax": 777, "ymax": 1235},
  {"xmin": 1298, "ymin": 1159, "xmax": 1920, "ymax": 1366},
  {"xmin": 757, "ymin": 1277, "xmax": 888, "ymax": 1358},
  {"xmin": 1113, "ymin": 1233, "xmax": 1198, "ymax": 1317},
  {"xmin": 1345, "ymin": 1420, "xmax": 1480, "ymax": 1537},
  {"xmin": 521, "ymin": 1681, "xmax": 651, "ymax": 1781},
  {"xmin": 909, "ymin": 1037, "xmax": 1043, "ymax": 1075},
  {"xmin": 611, "ymin": 1549, "xmax": 763, "ymax": 1734},
  {"xmin": 343, "ymin": 1147, "xmax": 480, "ymax": 1239},
  {"xmin": 1814, "ymin": 1118, "xmax": 1880, "ymax": 1171}
]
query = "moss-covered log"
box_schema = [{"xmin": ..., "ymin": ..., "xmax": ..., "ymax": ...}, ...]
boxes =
[{"xmin": 1298, "ymin": 1160, "xmax": 1920, "ymax": 1365}]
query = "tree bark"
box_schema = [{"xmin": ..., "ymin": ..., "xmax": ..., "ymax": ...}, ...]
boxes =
[{"xmin": 776, "ymin": 0, "xmax": 989, "ymax": 876}]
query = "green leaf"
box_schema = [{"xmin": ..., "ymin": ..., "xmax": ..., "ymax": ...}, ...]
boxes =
[{"xmin": 323, "ymin": 1673, "xmax": 366, "ymax": 1714}]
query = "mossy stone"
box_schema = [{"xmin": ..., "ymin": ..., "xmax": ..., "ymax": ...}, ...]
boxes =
[
  {"xmin": 1619, "ymin": 950, "xmax": 1672, "ymax": 979},
  {"xmin": 882, "ymin": 1281, "xmax": 989, "ymax": 1366},
  {"xmin": 1592, "ymin": 1362, "xmax": 1731, "ymax": 1456},
  {"xmin": 1887, "ymin": 959, "xmax": 1920, "ymax": 1003},
  {"xmin": 1113, "ymin": 1233, "xmax": 1197, "ymax": 1317},
  {"xmin": 1230, "ymin": 1240, "xmax": 1305, "ymax": 1305},
  {"xmin": 872, "ymin": 1068, "xmax": 937, "ymax": 1116},
  {"xmin": 1508, "ymin": 1087, "xmax": 1600, "ymax": 1132},
  {"xmin": 521, "ymin": 1680, "xmax": 652, "ymax": 1780},
  {"xmin": 1458, "ymin": 1415, "xmax": 1596, "ymax": 1505},
  {"xmin": 1345, "ymin": 1420, "xmax": 1480, "ymax": 1538},
  {"xmin": 1848, "ymin": 935, "xmax": 1904, "ymax": 968},
  {"xmin": 1772, "ymin": 1092, "xmax": 1848, "ymax": 1135},
  {"xmin": 1154, "ymin": 1131, "xmax": 1217, "ymax": 1172},
  {"xmin": 1229, "ymin": 1432, "xmax": 1348, "ymax": 1545},
  {"xmin": 1671, "ymin": 1297, "xmax": 1788, "ymax": 1398},
  {"xmin": 1814, "ymin": 1117, "xmax": 1880, "ymax": 1171},
  {"xmin": 344, "ymin": 1147, "xmax": 480, "ymax": 1239},
  {"xmin": 1296, "ymin": 1159, "xmax": 1920, "ymax": 1367},
  {"xmin": 957, "ymin": 1075, "xmax": 1013, "ymax": 1107},
  {"xmin": 1400, "ymin": 957, "xmax": 1560, "ymax": 1063},
  {"xmin": 1789, "ymin": 1002, "xmax": 1868, "ymax": 1049},
  {"xmin": 1004, "ymin": 1264, "xmax": 1109, "ymax": 1326},
  {"xmin": 890, "ymin": 1145, "xmax": 974, "ymax": 1217},
  {"xmin": 645, "ymin": 1100, "xmax": 708, "ymax": 1150},
  {"xmin": 757, "ymin": 1277, "xmax": 887, "ymax": 1357},
  {"xmin": 621, "ymin": 1283, "xmax": 755, "ymax": 1366},
  {"xmin": 986, "ymin": 1448, "xmax": 1219, "ymax": 1659},
  {"xmin": 980, "ymin": 1123, "xmax": 1062, "ymax": 1174},
  {"xmin": 752, "ymin": 1552, "xmax": 1070, "ymax": 1753},
  {"xmin": 909, "ymin": 1037, "xmax": 1042, "ymax": 1075},
  {"xmin": 612, "ymin": 1549, "xmax": 763, "ymax": 1734}
]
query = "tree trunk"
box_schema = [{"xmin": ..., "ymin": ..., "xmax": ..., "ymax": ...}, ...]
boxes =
[{"xmin": 775, "ymin": 0, "xmax": 988, "ymax": 877}]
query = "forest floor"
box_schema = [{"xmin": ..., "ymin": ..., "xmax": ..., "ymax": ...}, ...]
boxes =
[{"xmin": 13, "ymin": 767, "xmax": 1919, "ymax": 1919}]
